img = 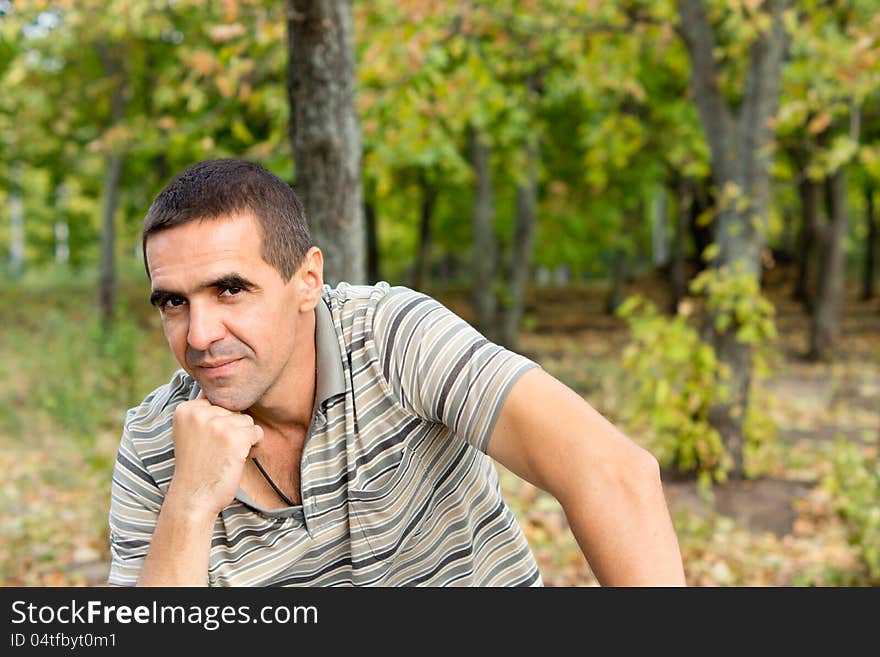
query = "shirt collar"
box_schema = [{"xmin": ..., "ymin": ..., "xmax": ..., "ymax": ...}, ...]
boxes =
[{"xmin": 313, "ymin": 295, "xmax": 346, "ymax": 410}]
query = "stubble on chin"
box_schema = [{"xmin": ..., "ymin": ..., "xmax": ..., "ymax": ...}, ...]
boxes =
[{"xmin": 199, "ymin": 383, "xmax": 259, "ymax": 412}]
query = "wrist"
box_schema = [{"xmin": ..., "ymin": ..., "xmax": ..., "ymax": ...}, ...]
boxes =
[
  {"xmin": 164, "ymin": 481, "xmax": 224, "ymax": 526},
  {"xmin": 139, "ymin": 484, "xmax": 217, "ymax": 587}
]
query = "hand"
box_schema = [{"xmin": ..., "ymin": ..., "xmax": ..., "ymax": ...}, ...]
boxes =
[{"xmin": 167, "ymin": 390, "xmax": 263, "ymax": 518}]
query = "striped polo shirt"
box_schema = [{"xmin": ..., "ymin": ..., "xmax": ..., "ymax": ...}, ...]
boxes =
[{"xmin": 109, "ymin": 282, "xmax": 543, "ymax": 586}]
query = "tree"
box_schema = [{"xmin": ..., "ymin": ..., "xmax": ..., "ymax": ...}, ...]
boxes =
[
  {"xmin": 287, "ymin": 0, "xmax": 365, "ymax": 285},
  {"xmin": 355, "ymin": 1, "xmax": 544, "ymax": 345},
  {"xmin": 1, "ymin": 0, "xmax": 291, "ymax": 287},
  {"xmin": 775, "ymin": 0, "xmax": 880, "ymax": 358},
  {"xmin": 676, "ymin": 0, "xmax": 788, "ymax": 477}
]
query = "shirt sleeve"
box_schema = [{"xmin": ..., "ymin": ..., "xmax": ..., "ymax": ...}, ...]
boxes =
[
  {"xmin": 372, "ymin": 286, "xmax": 541, "ymax": 453},
  {"xmin": 107, "ymin": 421, "xmax": 164, "ymax": 586}
]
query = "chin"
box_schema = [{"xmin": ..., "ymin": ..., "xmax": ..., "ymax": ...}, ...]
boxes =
[{"xmin": 201, "ymin": 386, "xmax": 258, "ymax": 412}]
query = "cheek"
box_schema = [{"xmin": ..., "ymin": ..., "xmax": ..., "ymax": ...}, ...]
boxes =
[
  {"xmin": 162, "ymin": 321, "xmax": 188, "ymax": 358},
  {"xmin": 247, "ymin": 316, "xmax": 294, "ymax": 357}
]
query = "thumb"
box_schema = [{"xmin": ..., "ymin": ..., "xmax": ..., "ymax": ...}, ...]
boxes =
[{"xmin": 247, "ymin": 425, "xmax": 264, "ymax": 457}]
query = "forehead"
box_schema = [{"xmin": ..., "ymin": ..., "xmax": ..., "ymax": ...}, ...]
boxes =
[{"xmin": 146, "ymin": 214, "xmax": 267, "ymax": 285}]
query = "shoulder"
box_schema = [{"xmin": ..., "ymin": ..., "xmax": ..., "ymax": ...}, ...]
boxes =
[
  {"xmin": 114, "ymin": 369, "xmax": 195, "ymax": 491},
  {"xmin": 322, "ymin": 281, "xmax": 438, "ymax": 313},
  {"xmin": 322, "ymin": 281, "xmax": 444, "ymax": 341},
  {"xmin": 123, "ymin": 369, "xmax": 197, "ymax": 451}
]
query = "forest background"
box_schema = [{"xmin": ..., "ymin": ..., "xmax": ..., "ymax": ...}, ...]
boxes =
[{"xmin": 1, "ymin": 0, "xmax": 878, "ymax": 586}]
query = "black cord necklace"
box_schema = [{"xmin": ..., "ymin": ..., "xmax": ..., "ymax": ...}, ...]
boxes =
[{"xmin": 252, "ymin": 458, "xmax": 296, "ymax": 507}]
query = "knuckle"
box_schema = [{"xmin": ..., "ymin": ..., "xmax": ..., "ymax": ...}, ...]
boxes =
[{"xmin": 206, "ymin": 415, "xmax": 227, "ymax": 430}]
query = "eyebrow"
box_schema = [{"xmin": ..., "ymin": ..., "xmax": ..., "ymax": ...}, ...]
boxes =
[{"xmin": 149, "ymin": 273, "xmax": 259, "ymax": 307}]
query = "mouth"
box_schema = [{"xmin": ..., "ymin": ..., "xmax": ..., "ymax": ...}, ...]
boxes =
[{"xmin": 197, "ymin": 358, "xmax": 243, "ymax": 377}]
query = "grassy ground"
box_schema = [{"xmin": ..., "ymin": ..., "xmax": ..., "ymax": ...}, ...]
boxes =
[{"xmin": 0, "ymin": 263, "xmax": 877, "ymax": 586}]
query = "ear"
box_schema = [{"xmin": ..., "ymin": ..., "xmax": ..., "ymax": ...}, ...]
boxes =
[{"xmin": 295, "ymin": 246, "xmax": 324, "ymax": 313}]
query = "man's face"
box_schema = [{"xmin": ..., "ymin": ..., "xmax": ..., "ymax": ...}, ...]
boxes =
[{"xmin": 145, "ymin": 213, "xmax": 313, "ymax": 411}]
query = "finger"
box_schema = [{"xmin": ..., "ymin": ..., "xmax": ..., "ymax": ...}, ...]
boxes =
[
  {"xmin": 245, "ymin": 427, "xmax": 263, "ymax": 459},
  {"xmin": 249, "ymin": 424, "xmax": 263, "ymax": 446},
  {"xmin": 184, "ymin": 390, "xmax": 212, "ymax": 408},
  {"xmin": 223, "ymin": 413, "xmax": 256, "ymax": 428}
]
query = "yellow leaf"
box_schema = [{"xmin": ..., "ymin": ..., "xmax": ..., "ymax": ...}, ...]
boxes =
[
  {"xmin": 216, "ymin": 75, "xmax": 235, "ymax": 99},
  {"xmin": 157, "ymin": 116, "xmax": 176, "ymax": 131},
  {"xmin": 209, "ymin": 23, "xmax": 246, "ymax": 43},
  {"xmin": 702, "ymin": 243, "xmax": 720, "ymax": 263},
  {"xmin": 807, "ymin": 112, "xmax": 832, "ymax": 135}
]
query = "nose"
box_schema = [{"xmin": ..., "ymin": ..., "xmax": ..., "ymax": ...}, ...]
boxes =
[{"xmin": 186, "ymin": 301, "xmax": 226, "ymax": 351}]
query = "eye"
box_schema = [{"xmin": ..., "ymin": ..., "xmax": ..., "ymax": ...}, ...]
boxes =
[
  {"xmin": 220, "ymin": 286, "xmax": 243, "ymax": 298},
  {"xmin": 162, "ymin": 296, "xmax": 186, "ymax": 310}
]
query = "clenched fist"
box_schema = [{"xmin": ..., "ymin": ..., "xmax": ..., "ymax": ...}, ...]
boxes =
[{"xmin": 167, "ymin": 390, "xmax": 263, "ymax": 518}]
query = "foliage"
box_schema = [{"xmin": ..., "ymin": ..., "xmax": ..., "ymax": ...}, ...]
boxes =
[
  {"xmin": 692, "ymin": 265, "xmax": 782, "ymax": 475},
  {"xmin": 690, "ymin": 262, "xmax": 779, "ymax": 375},
  {"xmin": 0, "ymin": 0, "xmax": 288, "ymax": 273},
  {"xmin": 617, "ymin": 295, "xmax": 727, "ymax": 485},
  {"xmin": 2, "ymin": 0, "xmax": 878, "ymax": 295},
  {"xmin": 822, "ymin": 437, "xmax": 880, "ymax": 584},
  {"xmin": 617, "ymin": 262, "xmax": 781, "ymax": 482}
]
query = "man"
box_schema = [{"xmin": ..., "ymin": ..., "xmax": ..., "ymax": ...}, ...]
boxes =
[{"xmin": 109, "ymin": 158, "xmax": 685, "ymax": 586}]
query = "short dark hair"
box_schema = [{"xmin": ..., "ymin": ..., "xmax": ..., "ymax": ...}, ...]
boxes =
[{"xmin": 142, "ymin": 158, "xmax": 312, "ymax": 280}]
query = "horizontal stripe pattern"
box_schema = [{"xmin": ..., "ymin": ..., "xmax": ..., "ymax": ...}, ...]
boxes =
[{"xmin": 109, "ymin": 282, "xmax": 542, "ymax": 586}]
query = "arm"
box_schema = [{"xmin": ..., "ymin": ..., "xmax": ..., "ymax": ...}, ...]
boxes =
[
  {"xmin": 137, "ymin": 395, "xmax": 263, "ymax": 586},
  {"xmin": 487, "ymin": 367, "xmax": 686, "ymax": 586},
  {"xmin": 136, "ymin": 486, "xmax": 218, "ymax": 586}
]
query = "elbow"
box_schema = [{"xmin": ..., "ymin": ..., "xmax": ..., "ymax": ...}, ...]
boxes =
[
  {"xmin": 556, "ymin": 440, "xmax": 665, "ymax": 512},
  {"xmin": 631, "ymin": 445, "xmax": 662, "ymax": 486},
  {"xmin": 598, "ymin": 441, "xmax": 666, "ymax": 509},
  {"xmin": 621, "ymin": 444, "xmax": 665, "ymax": 502}
]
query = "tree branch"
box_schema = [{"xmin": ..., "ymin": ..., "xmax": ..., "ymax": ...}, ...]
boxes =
[
  {"xmin": 738, "ymin": 0, "xmax": 789, "ymax": 183},
  {"xmin": 676, "ymin": 0, "xmax": 736, "ymax": 181}
]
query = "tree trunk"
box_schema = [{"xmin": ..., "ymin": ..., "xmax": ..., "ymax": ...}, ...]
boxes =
[
  {"xmin": 364, "ymin": 198, "xmax": 379, "ymax": 284},
  {"xmin": 499, "ymin": 135, "xmax": 539, "ymax": 350},
  {"xmin": 145, "ymin": 50, "xmax": 171, "ymax": 187},
  {"xmin": 863, "ymin": 183, "xmax": 876, "ymax": 301},
  {"xmin": 8, "ymin": 163, "xmax": 24, "ymax": 277},
  {"xmin": 469, "ymin": 125, "xmax": 498, "ymax": 341},
  {"xmin": 606, "ymin": 249, "xmax": 629, "ymax": 315},
  {"xmin": 287, "ymin": 0, "xmax": 365, "ymax": 285},
  {"xmin": 606, "ymin": 202, "xmax": 642, "ymax": 315},
  {"xmin": 55, "ymin": 220, "xmax": 70, "ymax": 265},
  {"xmin": 414, "ymin": 170, "xmax": 437, "ymax": 293},
  {"xmin": 779, "ymin": 207, "xmax": 796, "ymax": 263},
  {"xmin": 688, "ymin": 179, "xmax": 713, "ymax": 273},
  {"xmin": 678, "ymin": 0, "xmax": 788, "ymax": 479},
  {"xmin": 652, "ymin": 186, "xmax": 669, "ymax": 269},
  {"xmin": 95, "ymin": 44, "xmax": 128, "ymax": 333},
  {"xmin": 809, "ymin": 169, "xmax": 848, "ymax": 361},
  {"xmin": 54, "ymin": 183, "xmax": 69, "ymax": 265},
  {"xmin": 670, "ymin": 176, "xmax": 692, "ymax": 313},
  {"xmin": 793, "ymin": 177, "xmax": 822, "ymax": 310},
  {"xmin": 98, "ymin": 152, "xmax": 123, "ymax": 331}
]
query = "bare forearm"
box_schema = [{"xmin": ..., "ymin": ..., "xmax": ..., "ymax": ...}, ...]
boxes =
[
  {"xmin": 483, "ymin": 369, "xmax": 686, "ymax": 584},
  {"xmin": 560, "ymin": 453, "xmax": 686, "ymax": 586},
  {"xmin": 137, "ymin": 488, "xmax": 216, "ymax": 586}
]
